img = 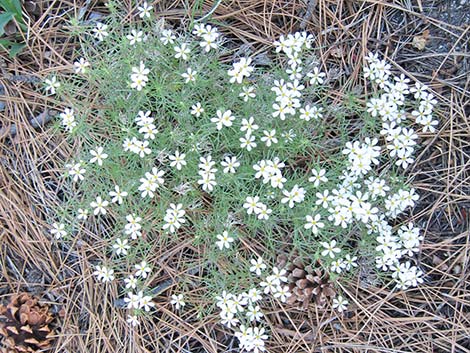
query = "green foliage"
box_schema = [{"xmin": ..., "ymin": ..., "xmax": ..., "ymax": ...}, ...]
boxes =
[
  {"xmin": 0, "ymin": 0, "xmax": 26, "ymax": 56},
  {"xmin": 46, "ymin": 2, "xmax": 433, "ymax": 337}
]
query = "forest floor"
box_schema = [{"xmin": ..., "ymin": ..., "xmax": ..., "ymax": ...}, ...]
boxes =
[{"xmin": 1, "ymin": 0, "xmax": 469, "ymax": 352}]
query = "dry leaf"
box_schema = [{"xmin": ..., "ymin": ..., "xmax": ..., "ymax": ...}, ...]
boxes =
[{"xmin": 412, "ymin": 30, "xmax": 430, "ymax": 51}]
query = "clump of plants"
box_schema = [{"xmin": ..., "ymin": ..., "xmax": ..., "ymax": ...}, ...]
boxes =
[{"xmin": 44, "ymin": 1, "xmax": 438, "ymax": 351}]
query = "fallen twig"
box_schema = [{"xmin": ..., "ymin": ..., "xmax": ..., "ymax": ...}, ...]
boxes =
[
  {"xmin": 0, "ymin": 110, "xmax": 53, "ymax": 138},
  {"xmin": 113, "ymin": 265, "xmax": 203, "ymax": 308}
]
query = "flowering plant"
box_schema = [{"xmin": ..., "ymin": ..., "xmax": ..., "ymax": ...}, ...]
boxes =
[{"xmin": 46, "ymin": 3, "xmax": 437, "ymax": 351}]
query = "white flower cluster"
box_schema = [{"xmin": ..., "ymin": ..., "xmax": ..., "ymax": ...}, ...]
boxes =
[
  {"xmin": 228, "ymin": 57, "xmax": 254, "ymax": 84},
  {"xmin": 130, "ymin": 61, "xmax": 150, "ymax": 91},
  {"xmin": 197, "ymin": 155, "xmax": 217, "ymax": 192},
  {"xmin": 138, "ymin": 167, "xmax": 165, "ymax": 198},
  {"xmin": 93, "ymin": 265, "xmax": 114, "ymax": 282},
  {"xmin": 215, "ymin": 259, "xmax": 292, "ymax": 353},
  {"xmin": 273, "ymin": 32, "xmax": 313, "ymax": 68},
  {"xmin": 365, "ymin": 53, "xmax": 438, "ymax": 170},
  {"xmin": 59, "ymin": 108, "xmax": 76, "ymax": 133},
  {"xmin": 51, "ymin": 21, "xmax": 438, "ymax": 334},
  {"xmin": 253, "ymin": 158, "xmax": 286, "ymax": 189},
  {"xmin": 373, "ymin": 219, "xmax": 424, "ymax": 289},
  {"xmin": 162, "ymin": 203, "xmax": 186, "ymax": 233},
  {"xmin": 384, "ymin": 188, "xmax": 419, "ymax": 218},
  {"xmin": 192, "ymin": 24, "xmax": 221, "ymax": 52},
  {"xmin": 122, "ymin": 111, "xmax": 156, "ymax": 157},
  {"xmin": 270, "ymin": 33, "xmax": 327, "ymax": 122},
  {"xmin": 342, "ymin": 138, "xmax": 381, "ymax": 176},
  {"xmin": 243, "ymin": 196, "xmax": 272, "ymax": 220},
  {"xmin": 124, "ymin": 214, "xmax": 142, "ymax": 239}
]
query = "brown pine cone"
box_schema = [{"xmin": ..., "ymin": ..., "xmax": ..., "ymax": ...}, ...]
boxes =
[
  {"xmin": 277, "ymin": 254, "xmax": 336, "ymax": 309},
  {"xmin": 0, "ymin": 293, "xmax": 55, "ymax": 353}
]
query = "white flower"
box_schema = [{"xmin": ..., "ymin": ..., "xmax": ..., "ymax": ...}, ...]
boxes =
[
  {"xmin": 190, "ymin": 102, "xmax": 204, "ymax": 117},
  {"xmin": 89, "ymin": 146, "xmax": 108, "ymax": 166},
  {"xmin": 124, "ymin": 275, "xmax": 138, "ymax": 289},
  {"xmin": 420, "ymin": 115, "xmax": 439, "ymax": 133},
  {"xmin": 221, "ymin": 156, "xmax": 240, "ymax": 174},
  {"xmin": 331, "ymin": 259, "xmax": 346, "ymax": 274},
  {"xmin": 239, "ymin": 86, "xmax": 256, "ymax": 101},
  {"xmin": 50, "ymin": 222, "xmax": 66, "ymax": 239},
  {"xmin": 256, "ymin": 204, "xmax": 272, "ymax": 220},
  {"xmin": 45, "ymin": 76, "xmax": 60, "ymax": 94},
  {"xmin": 332, "ymin": 295, "xmax": 348, "ymax": 312},
  {"xmin": 281, "ymin": 129, "xmax": 296, "ymax": 142},
  {"xmin": 160, "ymin": 29, "xmax": 176, "ymax": 45},
  {"xmin": 304, "ymin": 214, "xmax": 324, "ymax": 235},
  {"xmin": 181, "ymin": 67, "xmax": 197, "ymax": 83},
  {"xmin": 321, "ymin": 239, "xmax": 341, "ymax": 259},
  {"xmin": 274, "ymin": 285, "xmax": 291, "ymax": 303},
  {"xmin": 169, "ymin": 151, "xmax": 187, "ymax": 170},
  {"xmin": 280, "ymin": 185, "xmax": 305, "ymax": 208},
  {"xmin": 138, "ymin": 293, "xmax": 155, "ymax": 312},
  {"xmin": 261, "ymin": 129, "xmax": 278, "ymax": 147},
  {"xmin": 259, "ymin": 276, "xmax": 277, "ymax": 294},
  {"xmin": 92, "ymin": 22, "xmax": 109, "ymax": 41},
  {"xmin": 240, "ymin": 117, "xmax": 259, "ymax": 135},
  {"xmin": 174, "ymin": 43, "xmax": 190, "ymax": 61},
  {"xmin": 137, "ymin": 1, "xmax": 152, "ymax": 18},
  {"xmin": 74, "ymin": 58, "xmax": 90, "ymax": 74},
  {"xmin": 197, "ymin": 174, "xmax": 217, "ymax": 192},
  {"xmin": 249, "ymin": 257, "xmax": 266, "ymax": 276},
  {"xmin": 113, "ymin": 238, "xmax": 130, "ymax": 256},
  {"xmin": 316, "ymin": 189, "xmax": 332, "ymax": 208},
  {"xmin": 90, "ymin": 196, "xmax": 109, "ymax": 215},
  {"xmin": 130, "ymin": 61, "xmax": 150, "ymax": 91},
  {"xmin": 216, "ymin": 231, "xmax": 234, "ymax": 250},
  {"xmin": 93, "ymin": 265, "xmax": 114, "ymax": 282},
  {"xmin": 307, "ymin": 67, "xmax": 326, "ymax": 85},
  {"xmin": 272, "ymin": 102, "xmax": 288, "ymax": 120},
  {"xmin": 134, "ymin": 139, "xmax": 151, "ymax": 158},
  {"xmin": 68, "ymin": 162, "xmax": 86, "ymax": 182},
  {"xmin": 127, "ymin": 29, "xmax": 144, "ymax": 45},
  {"xmin": 245, "ymin": 288, "xmax": 262, "ymax": 302},
  {"xmin": 135, "ymin": 261, "xmax": 151, "ymax": 278},
  {"xmin": 124, "ymin": 292, "xmax": 140, "ymax": 309},
  {"xmin": 215, "ymin": 290, "xmax": 233, "ymax": 308},
  {"xmin": 109, "ymin": 185, "xmax": 128, "ymax": 204},
  {"xmin": 308, "ymin": 168, "xmax": 328, "ymax": 187},
  {"xmin": 192, "ymin": 23, "xmax": 206, "ymax": 37},
  {"xmin": 127, "ymin": 315, "xmax": 139, "ymax": 327},
  {"xmin": 211, "ymin": 109, "xmax": 235, "ymax": 130},
  {"xmin": 246, "ymin": 305, "xmax": 263, "ymax": 322},
  {"xmin": 170, "ymin": 294, "xmax": 185, "ymax": 310},
  {"xmin": 343, "ymin": 254, "xmax": 358, "ymax": 271},
  {"xmin": 243, "ymin": 196, "xmax": 261, "ymax": 215},
  {"xmin": 77, "ymin": 208, "xmax": 89, "ymax": 220},
  {"xmin": 240, "ymin": 134, "xmax": 256, "ymax": 151},
  {"xmin": 200, "ymin": 32, "xmax": 219, "ymax": 52},
  {"xmin": 162, "ymin": 203, "xmax": 186, "ymax": 233},
  {"xmin": 198, "ymin": 155, "xmax": 217, "ymax": 173}
]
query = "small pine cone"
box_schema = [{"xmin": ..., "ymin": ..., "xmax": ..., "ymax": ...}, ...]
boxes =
[
  {"xmin": 277, "ymin": 254, "xmax": 336, "ymax": 309},
  {"xmin": 0, "ymin": 293, "xmax": 55, "ymax": 353}
]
